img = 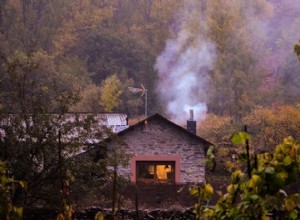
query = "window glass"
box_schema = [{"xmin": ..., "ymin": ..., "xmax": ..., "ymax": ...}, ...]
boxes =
[{"xmin": 136, "ymin": 161, "xmax": 175, "ymax": 183}]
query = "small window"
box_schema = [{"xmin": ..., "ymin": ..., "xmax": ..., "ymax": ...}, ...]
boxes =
[{"xmin": 136, "ymin": 161, "xmax": 175, "ymax": 183}]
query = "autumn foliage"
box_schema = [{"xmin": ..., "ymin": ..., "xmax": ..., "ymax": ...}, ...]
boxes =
[{"xmin": 193, "ymin": 135, "xmax": 300, "ymax": 220}]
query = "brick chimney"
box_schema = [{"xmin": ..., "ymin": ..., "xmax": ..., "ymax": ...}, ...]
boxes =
[{"xmin": 187, "ymin": 109, "xmax": 196, "ymax": 134}]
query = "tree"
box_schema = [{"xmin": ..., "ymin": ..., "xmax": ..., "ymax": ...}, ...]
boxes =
[
  {"xmin": 200, "ymin": 105, "xmax": 300, "ymax": 179},
  {"xmin": 295, "ymin": 41, "xmax": 300, "ymax": 61},
  {"xmin": 198, "ymin": 114, "xmax": 236, "ymax": 145},
  {"xmin": 66, "ymin": 133, "xmax": 132, "ymax": 213},
  {"xmin": 0, "ymin": 161, "xmax": 25, "ymax": 220},
  {"xmin": 70, "ymin": 83, "xmax": 103, "ymax": 113},
  {"xmin": 0, "ymin": 0, "xmax": 168, "ymax": 117},
  {"xmin": 243, "ymin": 105, "xmax": 300, "ymax": 151},
  {"xmin": 105, "ymin": 137, "xmax": 131, "ymax": 218},
  {"xmin": 51, "ymin": 0, "xmax": 116, "ymax": 58},
  {"xmin": 0, "ymin": 51, "xmax": 106, "ymax": 208},
  {"xmin": 112, "ymin": 0, "xmax": 176, "ymax": 54},
  {"xmin": 206, "ymin": 0, "xmax": 262, "ymax": 121},
  {"xmin": 76, "ymin": 28, "xmax": 159, "ymax": 116},
  {"xmin": 100, "ymin": 75, "xmax": 122, "ymax": 112}
]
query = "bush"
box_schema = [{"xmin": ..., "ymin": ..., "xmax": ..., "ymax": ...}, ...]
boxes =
[{"xmin": 193, "ymin": 135, "xmax": 300, "ymax": 220}]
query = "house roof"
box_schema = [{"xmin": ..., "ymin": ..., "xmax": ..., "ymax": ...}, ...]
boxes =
[
  {"xmin": 88, "ymin": 113, "xmax": 128, "ymax": 133},
  {"xmin": 76, "ymin": 113, "xmax": 213, "ymax": 157},
  {"xmin": 87, "ymin": 113, "xmax": 128, "ymax": 127},
  {"xmin": 117, "ymin": 113, "xmax": 213, "ymax": 152},
  {"xmin": 0, "ymin": 113, "xmax": 129, "ymax": 135}
]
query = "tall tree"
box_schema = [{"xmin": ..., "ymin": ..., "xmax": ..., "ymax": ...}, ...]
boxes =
[
  {"xmin": 100, "ymin": 75, "xmax": 122, "ymax": 112},
  {"xmin": 70, "ymin": 83, "xmax": 103, "ymax": 113},
  {"xmin": 206, "ymin": 0, "xmax": 263, "ymax": 121},
  {"xmin": 112, "ymin": 0, "xmax": 176, "ymax": 54},
  {"xmin": 0, "ymin": 51, "xmax": 106, "ymax": 207},
  {"xmin": 75, "ymin": 28, "xmax": 159, "ymax": 115}
]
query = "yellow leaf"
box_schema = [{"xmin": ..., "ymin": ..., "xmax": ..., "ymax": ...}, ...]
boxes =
[
  {"xmin": 95, "ymin": 212, "xmax": 104, "ymax": 220},
  {"xmin": 277, "ymin": 171, "xmax": 288, "ymax": 181},
  {"xmin": 56, "ymin": 213, "xmax": 65, "ymax": 220},
  {"xmin": 205, "ymin": 183, "xmax": 214, "ymax": 196},
  {"xmin": 190, "ymin": 187, "xmax": 199, "ymax": 196},
  {"xmin": 261, "ymin": 215, "xmax": 269, "ymax": 220},
  {"xmin": 264, "ymin": 153, "xmax": 272, "ymax": 161},
  {"xmin": 290, "ymin": 146, "xmax": 297, "ymax": 158},
  {"xmin": 231, "ymin": 170, "xmax": 243, "ymax": 183},
  {"xmin": 227, "ymin": 184, "xmax": 235, "ymax": 193},
  {"xmin": 285, "ymin": 198, "xmax": 295, "ymax": 212},
  {"xmin": 248, "ymin": 174, "xmax": 261, "ymax": 188},
  {"xmin": 217, "ymin": 190, "xmax": 223, "ymax": 196}
]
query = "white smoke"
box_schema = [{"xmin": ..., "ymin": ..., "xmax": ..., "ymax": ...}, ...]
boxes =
[
  {"xmin": 155, "ymin": 0, "xmax": 300, "ymax": 123},
  {"xmin": 155, "ymin": 4, "xmax": 216, "ymax": 123}
]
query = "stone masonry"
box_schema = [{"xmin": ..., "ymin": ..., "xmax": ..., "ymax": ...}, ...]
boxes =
[{"xmin": 113, "ymin": 114, "xmax": 209, "ymax": 183}]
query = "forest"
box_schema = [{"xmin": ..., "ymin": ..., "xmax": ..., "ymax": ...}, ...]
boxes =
[
  {"xmin": 0, "ymin": 0, "xmax": 298, "ymax": 116},
  {"xmin": 1, "ymin": 0, "xmax": 300, "ymax": 118},
  {"xmin": 1, "ymin": 0, "xmax": 300, "ymax": 219}
]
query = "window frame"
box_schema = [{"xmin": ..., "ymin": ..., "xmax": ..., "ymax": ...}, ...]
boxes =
[
  {"xmin": 130, "ymin": 155, "xmax": 181, "ymax": 184},
  {"xmin": 136, "ymin": 161, "xmax": 176, "ymax": 183}
]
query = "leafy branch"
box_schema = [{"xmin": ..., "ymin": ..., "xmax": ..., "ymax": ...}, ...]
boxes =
[
  {"xmin": 193, "ymin": 134, "xmax": 300, "ymax": 219},
  {"xmin": 0, "ymin": 161, "xmax": 26, "ymax": 220}
]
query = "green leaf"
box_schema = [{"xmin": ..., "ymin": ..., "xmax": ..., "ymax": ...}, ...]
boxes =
[
  {"xmin": 237, "ymin": 152, "xmax": 247, "ymax": 162},
  {"xmin": 283, "ymin": 155, "xmax": 293, "ymax": 166},
  {"xmin": 250, "ymin": 194, "xmax": 259, "ymax": 200},
  {"xmin": 277, "ymin": 171, "xmax": 288, "ymax": 185},
  {"xmin": 231, "ymin": 134, "xmax": 242, "ymax": 145},
  {"xmin": 290, "ymin": 210, "xmax": 298, "ymax": 220},
  {"xmin": 10, "ymin": 207, "xmax": 23, "ymax": 220},
  {"xmin": 203, "ymin": 208, "xmax": 214, "ymax": 217},
  {"xmin": 231, "ymin": 132, "xmax": 250, "ymax": 145},
  {"xmin": 207, "ymin": 145, "xmax": 215, "ymax": 159}
]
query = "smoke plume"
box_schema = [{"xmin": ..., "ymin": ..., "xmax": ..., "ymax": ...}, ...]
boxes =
[
  {"xmin": 155, "ymin": 0, "xmax": 300, "ymax": 123},
  {"xmin": 155, "ymin": 3, "xmax": 216, "ymax": 123}
]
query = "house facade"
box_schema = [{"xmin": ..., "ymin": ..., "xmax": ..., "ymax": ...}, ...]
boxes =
[
  {"xmin": 74, "ymin": 112, "xmax": 212, "ymax": 208},
  {"xmin": 114, "ymin": 113, "xmax": 211, "ymax": 184}
]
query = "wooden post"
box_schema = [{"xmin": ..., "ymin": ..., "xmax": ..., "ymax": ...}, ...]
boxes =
[
  {"xmin": 112, "ymin": 166, "xmax": 117, "ymax": 219},
  {"xmin": 244, "ymin": 126, "xmax": 251, "ymax": 179},
  {"xmin": 58, "ymin": 130, "xmax": 64, "ymax": 210},
  {"xmin": 135, "ymin": 185, "xmax": 139, "ymax": 220}
]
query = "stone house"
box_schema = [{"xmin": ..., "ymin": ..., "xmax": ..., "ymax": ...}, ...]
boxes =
[
  {"xmin": 113, "ymin": 113, "xmax": 212, "ymax": 184},
  {"xmin": 78, "ymin": 112, "xmax": 212, "ymax": 208}
]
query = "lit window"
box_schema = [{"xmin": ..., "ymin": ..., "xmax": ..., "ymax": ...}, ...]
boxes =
[{"xmin": 136, "ymin": 161, "xmax": 175, "ymax": 183}]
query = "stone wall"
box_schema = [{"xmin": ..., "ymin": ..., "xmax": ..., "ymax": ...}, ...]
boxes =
[
  {"xmin": 115, "ymin": 117, "xmax": 206, "ymax": 183},
  {"xmin": 123, "ymin": 183, "xmax": 198, "ymax": 209}
]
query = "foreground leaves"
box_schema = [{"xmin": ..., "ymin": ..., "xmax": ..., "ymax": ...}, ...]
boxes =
[
  {"xmin": 0, "ymin": 161, "xmax": 25, "ymax": 220},
  {"xmin": 193, "ymin": 136, "xmax": 300, "ymax": 219}
]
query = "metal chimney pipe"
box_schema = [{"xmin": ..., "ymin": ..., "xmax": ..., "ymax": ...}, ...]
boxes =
[{"xmin": 190, "ymin": 109, "xmax": 194, "ymax": 121}]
